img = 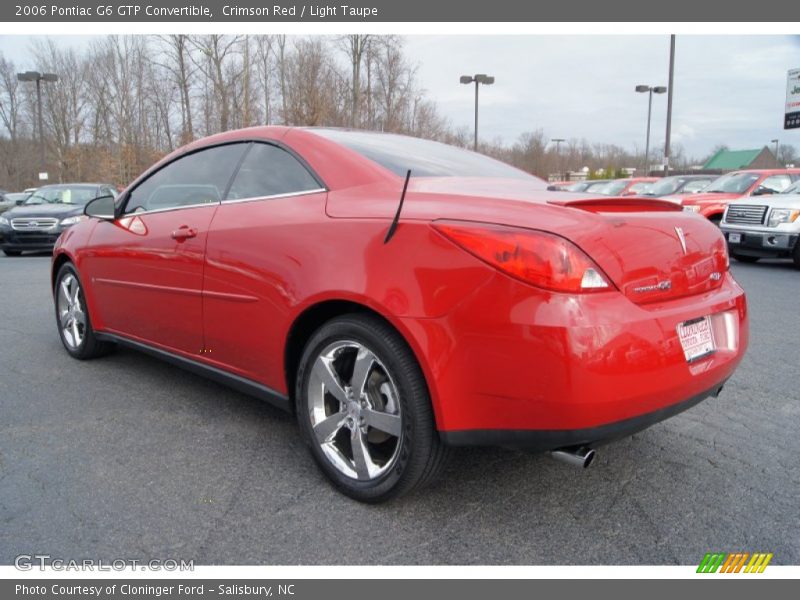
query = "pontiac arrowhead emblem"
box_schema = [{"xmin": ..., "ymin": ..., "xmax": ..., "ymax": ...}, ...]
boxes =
[{"xmin": 675, "ymin": 226, "xmax": 687, "ymax": 255}]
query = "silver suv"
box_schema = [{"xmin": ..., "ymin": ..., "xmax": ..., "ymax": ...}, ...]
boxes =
[{"xmin": 720, "ymin": 181, "xmax": 800, "ymax": 268}]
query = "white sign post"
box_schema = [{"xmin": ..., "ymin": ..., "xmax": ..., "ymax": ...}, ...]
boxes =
[{"xmin": 785, "ymin": 68, "xmax": 800, "ymax": 130}]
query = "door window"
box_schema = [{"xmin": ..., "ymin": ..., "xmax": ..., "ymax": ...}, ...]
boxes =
[
  {"xmin": 124, "ymin": 144, "xmax": 247, "ymax": 214},
  {"xmin": 225, "ymin": 143, "xmax": 322, "ymax": 201}
]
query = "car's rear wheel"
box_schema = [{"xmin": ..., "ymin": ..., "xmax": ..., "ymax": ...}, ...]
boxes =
[
  {"xmin": 54, "ymin": 263, "xmax": 114, "ymax": 359},
  {"xmin": 3, "ymin": 250, "xmax": 21, "ymax": 257},
  {"xmin": 731, "ymin": 253, "xmax": 760, "ymax": 264},
  {"xmin": 295, "ymin": 314, "xmax": 447, "ymax": 502}
]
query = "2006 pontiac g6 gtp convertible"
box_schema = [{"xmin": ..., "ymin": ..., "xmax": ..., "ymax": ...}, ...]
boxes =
[{"xmin": 52, "ymin": 127, "xmax": 748, "ymax": 502}]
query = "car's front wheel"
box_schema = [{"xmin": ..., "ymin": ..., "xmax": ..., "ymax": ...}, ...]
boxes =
[
  {"xmin": 54, "ymin": 263, "xmax": 114, "ymax": 359},
  {"xmin": 295, "ymin": 314, "xmax": 447, "ymax": 502}
]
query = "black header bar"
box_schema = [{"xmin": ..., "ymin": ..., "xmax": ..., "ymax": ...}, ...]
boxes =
[{"xmin": 3, "ymin": 0, "xmax": 799, "ymax": 22}]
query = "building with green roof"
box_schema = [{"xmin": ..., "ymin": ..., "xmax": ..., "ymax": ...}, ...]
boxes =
[{"xmin": 702, "ymin": 147, "xmax": 780, "ymax": 171}]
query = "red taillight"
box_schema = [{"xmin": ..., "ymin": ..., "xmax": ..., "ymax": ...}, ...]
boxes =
[{"xmin": 433, "ymin": 221, "xmax": 613, "ymax": 293}]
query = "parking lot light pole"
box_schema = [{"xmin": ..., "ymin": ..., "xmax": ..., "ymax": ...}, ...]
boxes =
[
  {"xmin": 17, "ymin": 70, "xmax": 59, "ymax": 180},
  {"xmin": 771, "ymin": 139, "xmax": 779, "ymax": 163},
  {"xmin": 460, "ymin": 74, "xmax": 495, "ymax": 151},
  {"xmin": 635, "ymin": 84, "xmax": 667, "ymax": 174},
  {"xmin": 664, "ymin": 35, "xmax": 676, "ymax": 176}
]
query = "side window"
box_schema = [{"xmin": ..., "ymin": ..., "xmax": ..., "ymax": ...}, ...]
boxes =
[
  {"xmin": 125, "ymin": 144, "xmax": 247, "ymax": 214},
  {"xmin": 225, "ymin": 143, "xmax": 321, "ymax": 201},
  {"xmin": 759, "ymin": 175, "xmax": 792, "ymax": 193}
]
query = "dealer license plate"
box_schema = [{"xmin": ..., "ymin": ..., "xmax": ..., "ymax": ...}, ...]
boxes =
[
  {"xmin": 728, "ymin": 233, "xmax": 741, "ymax": 243},
  {"xmin": 677, "ymin": 316, "xmax": 716, "ymax": 363}
]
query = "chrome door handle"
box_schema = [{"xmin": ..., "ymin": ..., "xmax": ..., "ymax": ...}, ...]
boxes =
[{"xmin": 171, "ymin": 226, "xmax": 197, "ymax": 241}]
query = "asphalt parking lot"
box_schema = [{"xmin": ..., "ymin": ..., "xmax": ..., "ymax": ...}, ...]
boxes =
[{"xmin": 0, "ymin": 254, "xmax": 798, "ymax": 565}]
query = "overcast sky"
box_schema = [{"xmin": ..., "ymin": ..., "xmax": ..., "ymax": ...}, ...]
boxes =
[{"xmin": 1, "ymin": 34, "xmax": 798, "ymax": 159}]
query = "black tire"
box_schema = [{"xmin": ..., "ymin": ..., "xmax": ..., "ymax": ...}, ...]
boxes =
[
  {"xmin": 3, "ymin": 250, "xmax": 22, "ymax": 257},
  {"xmin": 295, "ymin": 314, "xmax": 448, "ymax": 503},
  {"xmin": 793, "ymin": 242, "xmax": 800, "ymax": 270},
  {"xmin": 54, "ymin": 262, "xmax": 114, "ymax": 360},
  {"xmin": 709, "ymin": 215, "xmax": 722, "ymax": 227},
  {"xmin": 731, "ymin": 253, "xmax": 760, "ymax": 264}
]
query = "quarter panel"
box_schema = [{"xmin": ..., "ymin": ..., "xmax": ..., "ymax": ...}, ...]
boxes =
[{"xmin": 201, "ymin": 193, "xmax": 493, "ymax": 391}]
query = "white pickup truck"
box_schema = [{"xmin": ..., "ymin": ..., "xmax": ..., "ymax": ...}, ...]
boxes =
[{"xmin": 720, "ymin": 181, "xmax": 800, "ymax": 268}]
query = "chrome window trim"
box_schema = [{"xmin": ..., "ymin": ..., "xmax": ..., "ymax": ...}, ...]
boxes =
[
  {"xmin": 121, "ymin": 188, "xmax": 326, "ymax": 217},
  {"xmin": 123, "ymin": 201, "xmax": 220, "ymax": 217},
  {"xmin": 221, "ymin": 188, "xmax": 327, "ymax": 205}
]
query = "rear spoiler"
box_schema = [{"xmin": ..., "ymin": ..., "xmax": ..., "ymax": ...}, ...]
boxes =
[{"xmin": 547, "ymin": 196, "xmax": 683, "ymax": 213}]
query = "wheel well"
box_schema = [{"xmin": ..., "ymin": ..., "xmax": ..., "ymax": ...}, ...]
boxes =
[
  {"xmin": 284, "ymin": 300, "xmax": 398, "ymax": 404},
  {"xmin": 51, "ymin": 253, "xmax": 72, "ymax": 289}
]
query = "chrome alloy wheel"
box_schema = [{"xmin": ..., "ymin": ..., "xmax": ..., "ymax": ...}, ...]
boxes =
[
  {"xmin": 57, "ymin": 273, "xmax": 86, "ymax": 350},
  {"xmin": 307, "ymin": 341, "xmax": 403, "ymax": 481}
]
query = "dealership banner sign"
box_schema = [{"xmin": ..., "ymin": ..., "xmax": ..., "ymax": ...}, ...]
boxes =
[
  {"xmin": 786, "ymin": 68, "xmax": 800, "ymax": 130},
  {"xmin": 2, "ymin": 0, "xmax": 798, "ymax": 22}
]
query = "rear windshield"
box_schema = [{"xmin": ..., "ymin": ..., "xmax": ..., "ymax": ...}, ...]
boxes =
[{"xmin": 310, "ymin": 129, "xmax": 541, "ymax": 182}]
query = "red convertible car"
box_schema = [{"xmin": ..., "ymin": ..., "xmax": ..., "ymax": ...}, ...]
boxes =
[{"xmin": 52, "ymin": 127, "xmax": 748, "ymax": 502}]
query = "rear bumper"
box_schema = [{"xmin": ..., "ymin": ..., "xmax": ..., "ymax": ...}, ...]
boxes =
[
  {"xmin": 440, "ymin": 381, "xmax": 725, "ymax": 450},
  {"xmin": 721, "ymin": 227, "xmax": 799, "ymax": 258},
  {"xmin": 401, "ymin": 271, "xmax": 748, "ymax": 442}
]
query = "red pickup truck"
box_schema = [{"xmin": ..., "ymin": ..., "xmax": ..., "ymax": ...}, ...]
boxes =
[{"xmin": 667, "ymin": 169, "xmax": 800, "ymax": 223}]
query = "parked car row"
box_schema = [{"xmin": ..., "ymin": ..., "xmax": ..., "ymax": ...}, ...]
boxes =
[
  {"xmin": 639, "ymin": 174, "xmax": 718, "ymax": 197},
  {"xmin": 549, "ymin": 169, "xmax": 800, "ymax": 269},
  {"xmin": 549, "ymin": 178, "xmax": 656, "ymax": 194},
  {"xmin": 667, "ymin": 169, "xmax": 800, "ymax": 222}
]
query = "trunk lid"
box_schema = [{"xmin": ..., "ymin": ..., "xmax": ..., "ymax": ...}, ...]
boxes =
[{"xmin": 554, "ymin": 197, "xmax": 728, "ymax": 304}]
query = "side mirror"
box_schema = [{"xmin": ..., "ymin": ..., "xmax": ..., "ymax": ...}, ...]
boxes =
[
  {"xmin": 84, "ymin": 194, "xmax": 116, "ymax": 220},
  {"xmin": 752, "ymin": 186, "xmax": 775, "ymax": 196},
  {"xmin": 15, "ymin": 199, "xmax": 25, "ymax": 205}
]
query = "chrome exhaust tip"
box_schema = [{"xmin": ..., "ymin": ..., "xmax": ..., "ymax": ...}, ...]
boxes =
[{"xmin": 550, "ymin": 446, "xmax": 596, "ymax": 469}]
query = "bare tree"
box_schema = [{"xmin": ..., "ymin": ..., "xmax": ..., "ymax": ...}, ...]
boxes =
[
  {"xmin": 778, "ymin": 143, "xmax": 798, "ymax": 166},
  {"xmin": 0, "ymin": 55, "xmax": 23, "ymax": 141},
  {"xmin": 276, "ymin": 35, "xmax": 289, "ymax": 124},
  {"xmin": 155, "ymin": 35, "xmax": 195, "ymax": 144},
  {"xmin": 188, "ymin": 35, "xmax": 243, "ymax": 132},
  {"xmin": 1, "ymin": 34, "xmax": 659, "ymax": 189},
  {"xmin": 253, "ymin": 35, "xmax": 274, "ymax": 125},
  {"xmin": 338, "ymin": 35, "xmax": 371, "ymax": 127}
]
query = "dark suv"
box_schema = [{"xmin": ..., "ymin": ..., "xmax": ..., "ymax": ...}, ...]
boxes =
[{"xmin": 0, "ymin": 183, "xmax": 116, "ymax": 256}]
